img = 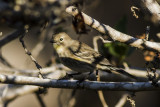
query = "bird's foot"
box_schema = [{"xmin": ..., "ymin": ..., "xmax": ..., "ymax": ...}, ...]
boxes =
[{"xmin": 76, "ymin": 79, "xmax": 85, "ymax": 87}]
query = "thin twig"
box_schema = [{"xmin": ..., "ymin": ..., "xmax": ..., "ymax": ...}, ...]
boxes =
[
  {"xmin": 57, "ymin": 89, "xmax": 63, "ymax": 107},
  {"xmin": 0, "ymin": 50, "xmax": 12, "ymax": 67},
  {"xmin": 65, "ymin": 89, "xmax": 76, "ymax": 107},
  {"xmin": 127, "ymin": 96, "xmax": 135, "ymax": 107},
  {"xmin": 97, "ymin": 72, "xmax": 108, "ymax": 107},
  {"xmin": 131, "ymin": 6, "xmax": 140, "ymax": 19},
  {"xmin": 0, "ymin": 64, "xmax": 63, "ymax": 76},
  {"xmin": 97, "ymin": 91, "xmax": 108, "ymax": 107},
  {"xmin": 19, "ymin": 30, "xmax": 44, "ymax": 79},
  {"xmin": 99, "ymin": 37, "xmax": 112, "ymax": 44},
  {"xmin": 93, "ymin": 36, "xmax": 112, "ymax": 52},
  {"xmin": 31, "ymin": 21, "xmax": 50, "ymax": 58},
  {"xmin": 35, "ymin": 92, "xmax": 46, "ymax": 107},
  {"xmin": 115, "ymin": 94, "xmax": 128, "ymax": 107},
  {"xmin": 123, "ymin": 62, "xmax": 129, "ymax": 70},
  {"xmin": 145, "ymin": 26, "xmax": 150, "ymax": 41},
  {"xmin": 0, "ymin": 29, "xmax": 25, "ymax": 48},
  {"xmin": 24, "ymin": 22, "xmax": 50, "ymax": 71},
  {"xmin": 0, "ymin": 85, "xmax": 39, "ymax": 104},
  {"xmin": 0, "ymin": 30, "xmax": 24, "ymax": 67}
]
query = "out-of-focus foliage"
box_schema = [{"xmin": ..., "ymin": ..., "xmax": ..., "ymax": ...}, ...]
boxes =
[
  {"xmin": 103, "ymin": 16, "xmax": 134, "ymax": 63},
  {"xmin": 104, "ymin": 42, "xmax": 129, "ymax": 62},
  {"xmin": 0, "ymin": 0, "xmax": 84, "ymax": 28}
]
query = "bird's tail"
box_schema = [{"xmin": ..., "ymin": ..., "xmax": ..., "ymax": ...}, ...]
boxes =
[
  {"xmin": 115, "ymin": 69, "xmax": 137, "ymax": 79},
  {"xmin": 108, "ymin": 66, "xmax": 137, "ymax": 79}
]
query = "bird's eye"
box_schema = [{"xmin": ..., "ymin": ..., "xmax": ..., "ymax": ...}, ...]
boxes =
[{"xmin": 60, "ymin": 38, "xmax": 63, "ymax": 41}]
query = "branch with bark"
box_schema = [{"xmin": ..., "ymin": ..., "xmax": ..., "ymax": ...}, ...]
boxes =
[
  {"xmin": 0, "ymin": 74, "xmax": 159, "ymax": 91},
  {"xmin": 0, "ymin": 29, "xmax": 25, "ymax": 48},
  {"xmin": 66, "ymin": 6, "xmax": 160, "ymax": 52},
  {"xmin": 0, "ymin": 64, "xmax": 159, "ymax": 81}
]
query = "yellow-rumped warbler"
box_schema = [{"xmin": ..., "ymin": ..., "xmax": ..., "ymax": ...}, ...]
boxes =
[{"xmin": 50, "ymin": 32, "xmax": 136, "ymax": 79}]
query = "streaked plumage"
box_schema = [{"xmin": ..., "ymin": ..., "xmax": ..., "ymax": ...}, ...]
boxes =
[{"xmin": 51, "ymin": 32, "xmax": 136, "ymax": 79}]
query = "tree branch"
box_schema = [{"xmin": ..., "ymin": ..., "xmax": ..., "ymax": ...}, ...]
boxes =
[
  {"xmin": 0, "ymin": 85, "xmax": 39, "ymax": 104},
  {"xmin": 66, "ymin": 6, "xmax": 160, "ymax": 52},
  {"xmin": 0, "ymin": 66, "xmax": 157, "ymax": 103},
  {"xmin": 97, "ymin": 90, "xmax": 108, "ymax": 107},
  {"xmin": 115, "ymin": 94, "xmax": 128, "ymax": 107},
  {"xmin": 35, "ymin": 92, "xmax": 46, "ymax": 107},
  {"xmin": 0, "ymin": 29, "xmax": 25, "ymax": 48},
  {"xmin": 0, "ymin": 64, "xmax": 159, "ymax": 81},
  {"xmin": 0, "ymin": 74, "xmax": 160, "ymax": 91}
]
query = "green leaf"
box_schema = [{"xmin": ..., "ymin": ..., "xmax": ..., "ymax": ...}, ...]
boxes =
[{"xmin": 103, "ymin": 15, "xmax": 135, "ymax": 62}]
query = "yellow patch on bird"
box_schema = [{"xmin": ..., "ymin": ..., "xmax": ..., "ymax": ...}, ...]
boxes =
[
  {"xmin": 53, "ymin": 44, "xmax": 59, "ymax": 49},
  {"xmin": 73, "ymin": 57, "xmax": 82, "ymax": 61},
  {"xmin": 54, "ymin": 44, "xmax": 64, "ymax": 54},
  {"xmin": 72, "ymin": 55, "xmax": 91, "ymax": 64}
]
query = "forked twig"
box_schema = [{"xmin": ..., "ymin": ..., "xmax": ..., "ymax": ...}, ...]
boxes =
[{"xmin": 19, "ymin": 30, "xmax": 44, "ymax": 79}]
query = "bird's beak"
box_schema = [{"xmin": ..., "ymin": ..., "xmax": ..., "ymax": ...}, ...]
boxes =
[{"xmin": 50, "ymin": 39, "xmax": 55, "ymax": 43}]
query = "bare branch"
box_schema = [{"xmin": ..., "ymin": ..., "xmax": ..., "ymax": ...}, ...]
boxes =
[
  {"xmin": 97, "ymin": 91, "xmax": 108, "ymax": 107},
  {"xmin": 65, "ymin": 89, "xmax": 76, "ymax": 107},
  {"xmin": 66, "ymin": 6, "xmax": 160, "ymax": 52},
  {"xmin": 0, "ymin": 85, "xmax": 39, "ymax": 104},
  {"xmin": 0, "ymin": 29, "xmax": 25, "ymax": 48},
  {"xmin": 0, "ymin": 74, "xmax": 160, "ymax": 91},
  {"xmin": 0, "ymin": 65, "xmax": 158, "ymax": 104},
  {"xmin": 0, "ymin": 51, "xmax": 13, "ymax": 67},
  {"xmin": 115, "ymin": 94, "xmax": 128, "ymax": 107},
  {"xmin": 93, "ymin": 36, "xmax": 112, "ymax": 52},
  {"xmin": 0, "ymin": 64, "xmax": 159, "ymax": 81},
  {"xmin": 19, "ymin": 31, "xmax": 44, "ymax": 79},
  {"xmin": 0, "ymin": 64, "xmax": 64, "ymax": 76},
  {"xmin": 31, "ymin": 22, "xmax": 50, "ymax": 58},
  {"xmin": 35, "ymin": 92, "xmax": 46, "ymax": 107}
]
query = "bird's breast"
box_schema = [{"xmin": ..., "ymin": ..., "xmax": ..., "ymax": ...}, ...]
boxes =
[{"xmin": 53, "ymin": 44, "xmax": 66, "ymax": 56}]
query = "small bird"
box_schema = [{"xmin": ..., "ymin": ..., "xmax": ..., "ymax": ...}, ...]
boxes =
[{"xmin": 50, "ymin": 32, "xmax": 136, "ymax": 79}]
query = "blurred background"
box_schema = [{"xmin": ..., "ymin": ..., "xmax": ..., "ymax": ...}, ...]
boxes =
[{"xmin": 0, "ymin": 0, "xmax": 160, "ymax": 107}]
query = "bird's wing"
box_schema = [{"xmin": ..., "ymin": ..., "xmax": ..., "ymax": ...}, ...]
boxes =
[{"xmin": 68, "ymin": 41, "xmax": 111, "ymax": 66}]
